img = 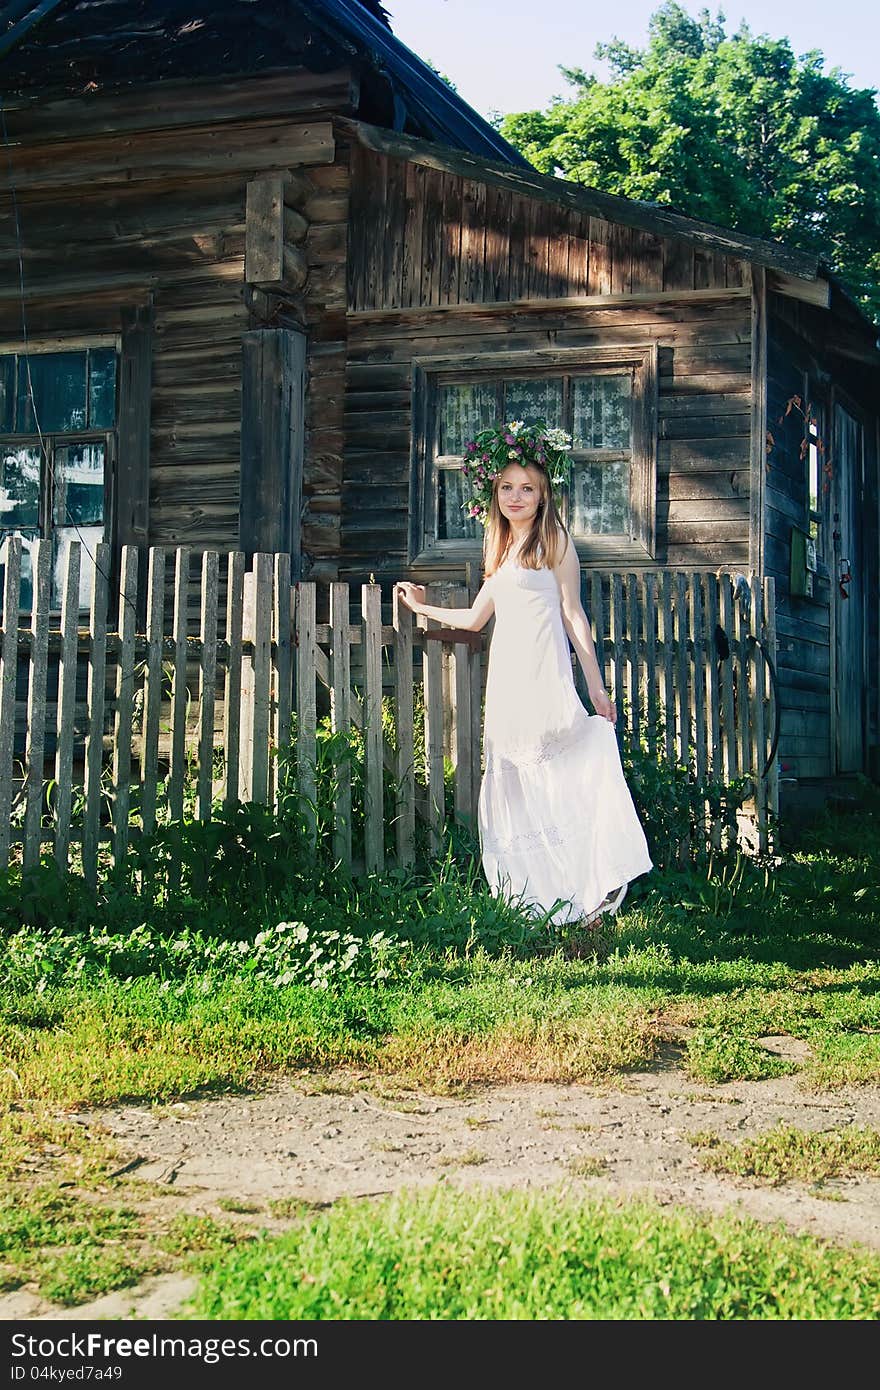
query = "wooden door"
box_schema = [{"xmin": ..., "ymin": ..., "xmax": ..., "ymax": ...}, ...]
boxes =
[{"xmin": 833, "ymin": 403, "xmax": 865, "ymax": 772}]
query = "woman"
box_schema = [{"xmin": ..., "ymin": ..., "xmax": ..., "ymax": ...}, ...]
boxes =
[{"xmin": 395, "ymin": 425, "xmax": 652, "ymax": 928}]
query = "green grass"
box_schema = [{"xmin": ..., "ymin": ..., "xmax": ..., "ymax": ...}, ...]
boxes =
[
  {"xmin": 1, "ymin": 787, "xmax": 879, "ymax": 1316},
  {"xmin": 437, "ymin": 1148, "xmax": 487, "ymax": 1167},
  {"xmin": 691, "ymin": 1124, "xmax": 880, "ymax": 1186},
  {"xmin": 1, "ymin": 935, "xmax": 877, "ymax": 1104},
  {"xmin": 179, "ymin": 1184, "xmax": 880, "ymax": 1320},
  {"xmin": 0, "ymin": 1179, "xmax": 163, "ymax": 1306},
  {"xmin": 0, "ymin": 1106, "xmax": 250, "ymax": 1305}
]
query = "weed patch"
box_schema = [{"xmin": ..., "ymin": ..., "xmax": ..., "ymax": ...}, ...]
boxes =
[{"xmin": 691, "ymin": 1124, "xmax": 880, "ymax": 1186}]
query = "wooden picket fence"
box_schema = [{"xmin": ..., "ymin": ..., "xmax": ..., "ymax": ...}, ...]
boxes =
[{"xmin": 0, "ymin": 538, "xmax": 778, "ymax": 883}]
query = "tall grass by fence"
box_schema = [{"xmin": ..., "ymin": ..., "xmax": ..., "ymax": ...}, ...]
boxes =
[{"xmin": 0, "ymin": 538, "xmax": 778, "ymax": 881}]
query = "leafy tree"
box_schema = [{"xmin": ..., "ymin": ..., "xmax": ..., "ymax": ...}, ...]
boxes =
[
  {"xmin": 424, "ymin": 58, "xmax": 459, "ymax": 93},
  {"xmin": 499, "ymin": 3, "xmax": 880, "ymax": 319}
]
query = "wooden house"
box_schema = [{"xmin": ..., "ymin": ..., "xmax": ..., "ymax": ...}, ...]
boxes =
[{"xmin": 1, "ymin": 0, "xmax": 878, "ymax": 815}]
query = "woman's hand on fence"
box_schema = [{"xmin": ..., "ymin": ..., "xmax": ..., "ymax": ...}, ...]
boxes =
[
  {"xmin": 590, "ymin": 686, "xmax": 617, "ymax": 724},
  {"xmin": 395, "ymin": 582, "xmax": 427, "ymax": 614}
]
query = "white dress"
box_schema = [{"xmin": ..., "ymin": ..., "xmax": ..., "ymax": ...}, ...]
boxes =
[{"xmin": 477, "ymin": 555, "xmax": 653, "ymax": 925}]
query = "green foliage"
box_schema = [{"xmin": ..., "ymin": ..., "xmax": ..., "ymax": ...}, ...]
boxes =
[
  {"xmin": 684, "ymin": 1027, "xmax": 794, "ymax": 1083},
  {"xmin": 691, "ymin": 1123, "xmax": 880, "ymax": 1185},
  {"xmin": 499, "ymin": 2, "xmax": 880, "ymax": 318},
  {"xmin": 277, "ymin": 706, "xmax": 403, "ymax": 870},
  {"xmin": 2, "ymin": 916, "xmax": 405, "ymax": 995},
  {"xmin": 0, "ymin": 1186, "xmax": 150, "ymax": 1306},
  {"xmin": 619, "ymin": 722, "xmax": 748, "ymax": 871},
  {"xmin": 423, "ymin": 58, "xmax": 458, "ymax": 92},
  {"xmin": 184, "ymin": 1184, "xmax": 880, "ymax": 1320}
]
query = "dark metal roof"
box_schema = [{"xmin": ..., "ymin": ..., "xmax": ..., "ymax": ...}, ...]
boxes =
[
  {"xmin": 0, "ymin": 0, "xmax": 528, "ymax": 166},
  {"xmin": 0, "ymin": 3, "xmax": 68, "ymax": 61},
  {"xmin": 298, "ymin": 1, "xmax": 530, "ymax": 165}
]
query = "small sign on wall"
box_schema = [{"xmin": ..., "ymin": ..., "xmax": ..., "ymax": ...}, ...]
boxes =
[{"xmin": 790, "ymin": 525, "xmax": 817, "ymax": 598}]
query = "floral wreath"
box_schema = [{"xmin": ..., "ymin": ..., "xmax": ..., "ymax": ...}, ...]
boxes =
[{"xmin": 460, "ymin": 419, "xmax": 573, "ymax": 525}]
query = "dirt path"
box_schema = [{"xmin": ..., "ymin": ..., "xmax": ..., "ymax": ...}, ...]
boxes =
[{"xmin": 5, "ymin": 1044, "xmax": 880, "ymax": 1322}]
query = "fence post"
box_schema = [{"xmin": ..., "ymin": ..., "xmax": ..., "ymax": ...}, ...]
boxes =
[
  {"xmin": 0, "ymin": 538, "xmax": 22, "ymax": 872},
  {"xmin": 750, "ymin": 574, "xmax": 768, "ymax": 853},
  {"xmin": 140, "ymin": 547, "xmax": 165, "ymax": 838},
  {"xmin": 53, "ymin": 542, "xmax": 81, "ymax": 871},
  {"xmin": 362, "ymin": 582, "xmax": 384, "ymax": 875},
  {"xmin": 453, "ymin": 633, "xmax": 475, "ymax": 830},
  {"xmin": 642, "ymin": 572, "xmax": 657, "ymax": 755},
  {"xmin": 83, "ymin": 543, "xmax": 110, "ymax": 890},
  {"xmin": 690, "ymin": 574, "xmax": 707, "ymax": 786},
  {"xmin": 393, "ymin": 584, "xmax": 415, "ymax": 868},
  {"xmin": 112, "ymin": 545, "xmax": 138, "ymax": 867},
  {"xmin": 250, "ymin": 553, "xmax": 273, "ymax": 806},
  {"xmin": 330, "ymin": 580, "xmax": 352, "ymax": 870},
  {"xmin": 240, "ymin": 566, "xmax": 255, "ymax": 804},
  {"xmin": 422, "ymin": 585, "xmax": 445, "ymax": 855},
  {"xmin": 169, "ymin": 547, "xmax": 190, "ymax": 825},
  {"xmin": 610, "ymin": 572, "xmax": 625, "ymax": 725},
  {"xmin": 764, "ymin": 576, "xmax": 779, "ymax": 843},
  {"xmin": 295, "ymin": 581, "xmax": 317, "ymax": 845},
  {"xmin": 674, "ymin": 572, "xmax": 690, "ymax": 772},
  {"xmin": 466, "ymin": 563, "xmax": 483, "ymax": 806},
  {"xmin": 626, "ymin": 572, "xmax": 640, "ymax": 744},
  {"xmin": 223, "ymin": 551, "xmax": 245, "ymax": 805},
  {"xmin": 658, "ymin": 570, "xmax": 675, "ymax": 765},
  {"xmin": 718, "ymin": 575, "xmax": 736, "ymax": 790},
  {"xmin": 198, "ymin": 550, "xmax": 220, "ymax": 821},
  {"xmin": 703, "ymin": 571, "xmax": 723, "ymax": 849},
  {"xmin": 589, "ymin": 572, "xmax": 606, "ymax": 708},
  {"xmin": 704, "ymin": 573, "xmax": 722, "ymax": 783},
  {"xmin": 23, "ymin": 540, "xmax": 51, "ymax": 871},
  {"xmin": 734, "ymin": 576, "xmax": 751, "ymax": 795},
  {"xmin": 272, "ymin": 552, "xmax": 293, "ymax": 811}
]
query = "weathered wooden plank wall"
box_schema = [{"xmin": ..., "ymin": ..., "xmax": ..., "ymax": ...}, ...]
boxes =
[
  {"xmin": 299, "ymin": 152, "xmax": 350, "ymax": 577},
  {"xmin": 340, "ymin": 148, "xmax": 753, "ymax": 584},
  {"xmin": 0, "ymin": 70, "xmax": 351, "ymax": 579},
  {"xmin": 764, "ymin": 316, "xmax": 834, "ymax": 782},
  {"xmin": 347, "ymin": 148, "xmax": 749, "ymax": 312},
  {"xmin": 765, "ymin": 295, "xmax": 880, "ymax": 783},
  {"xmin": 342, "ymin": 298, "xmax": 752, "ymax": 579}
]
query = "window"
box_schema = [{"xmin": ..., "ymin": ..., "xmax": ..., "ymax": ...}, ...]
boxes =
[
  {"xmin": 0, "ymin": 345, "xmax": 117, "ymax": 609},
  {"xmin": 411, "ymin": 346, "xmax": 657, "ymax": 563},
  {"xmin": 804, "ymin": 397, "xmax": 826, "ymax": 557}
]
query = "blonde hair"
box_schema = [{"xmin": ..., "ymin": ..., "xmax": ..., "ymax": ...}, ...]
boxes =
[{"xmin": 482, "ymin": 464, "xmax": 568, "ymax": 576}]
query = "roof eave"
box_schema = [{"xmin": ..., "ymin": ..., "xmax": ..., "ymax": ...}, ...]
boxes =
[
  {"xmin": 298, "ymin": 0, "xmax": 529, "ymax": 167},
  {"xmin": 340, "ymin": 118, "xmax": 822, "ymax": 280}
]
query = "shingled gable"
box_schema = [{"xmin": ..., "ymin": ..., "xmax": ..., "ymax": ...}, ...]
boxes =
[{"xmin": 0, "ymin": 0, "xmax": 529, "ymax": 166}]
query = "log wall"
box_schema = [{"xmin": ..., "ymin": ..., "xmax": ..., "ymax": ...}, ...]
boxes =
[
  {"xmin": 0, "ymin": 70, "xmax": 353, "ymax": 566},
  {"xmin": 340, "ymin": 147, "xmax": 753, "ymax": 584},
  {"xmin": 343, "ymin": 300, "xmax": 753, "ymax": 581}
]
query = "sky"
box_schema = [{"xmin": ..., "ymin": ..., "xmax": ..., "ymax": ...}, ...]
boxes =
[{"xmin": 383, "ymin": 0, "xmax": 880, "ymax": 119}]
